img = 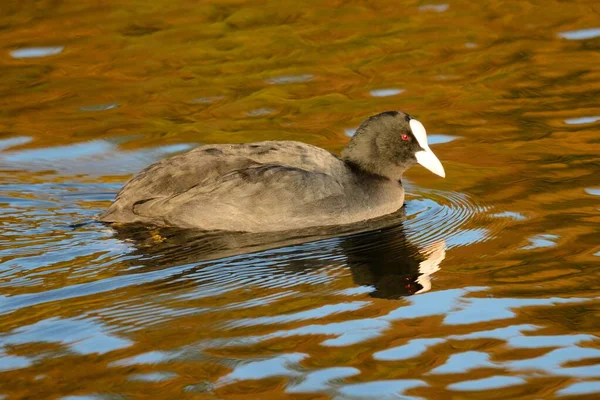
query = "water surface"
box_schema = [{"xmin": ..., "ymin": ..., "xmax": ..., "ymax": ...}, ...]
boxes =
[{"xmin": 1, "ymin": 0, "xmax": 599, "ymax": 399}]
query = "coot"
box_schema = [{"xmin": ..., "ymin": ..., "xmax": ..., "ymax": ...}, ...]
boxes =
[{"xmin": 100, "ymin": 111, "xmax": 445, "ymax": 232}]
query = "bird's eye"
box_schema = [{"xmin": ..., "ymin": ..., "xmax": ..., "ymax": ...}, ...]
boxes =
[{"xmin": 401, "ymin": 134, "xmax": 410, "ymax": 141}]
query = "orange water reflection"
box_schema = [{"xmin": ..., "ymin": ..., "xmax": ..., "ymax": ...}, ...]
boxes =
[{"xmin": 1, "ymin": 0, "xmax": 599, "ymax": 398}]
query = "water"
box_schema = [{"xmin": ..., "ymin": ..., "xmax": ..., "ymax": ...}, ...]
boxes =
[{"xmin": 1, "ymin": 0, "xmax": 599, "ymax": 398}]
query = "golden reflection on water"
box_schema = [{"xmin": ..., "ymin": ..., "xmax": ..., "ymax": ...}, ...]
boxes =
[{"xmin": 1, "ymin": 0, "xmax": 599, "ymax": 399}]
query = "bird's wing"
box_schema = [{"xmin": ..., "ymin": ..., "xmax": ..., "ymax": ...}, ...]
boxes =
[
  {"xmin": 132, "ymin": 164, "xmax": 344, "ymax": 231},
  {"xmin": 112, "ymin": 141, "xmax": 341, "ymax": 202},
  {"xmin": 131, "ymin": 163, "xmax": 347, "ymax": 231},
  {"xmin": 101, "ymin": 142, "xmax": 348, "ymax": 230}
]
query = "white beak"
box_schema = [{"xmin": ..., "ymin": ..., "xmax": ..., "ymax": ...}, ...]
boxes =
[
  {"xmin": 415, "ymin": 149, "xmax": 446, "ymax": 177},
  {"xmin": 409, "ymin": 119, "xmax": 446, "ymax": 178}
]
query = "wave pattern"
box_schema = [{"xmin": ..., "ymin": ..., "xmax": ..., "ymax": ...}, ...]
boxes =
[
  {"xmin": 1, "ymin": 0, "xmax": 600, "ymax": 396},
  {"xmin": 1, "ymin": 172, "xmax": 597, "ymax": 399}
]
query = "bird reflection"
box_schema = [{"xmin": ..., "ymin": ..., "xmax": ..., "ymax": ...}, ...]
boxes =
[
  {"xmin": 109, "ymin": 210, "xmax": 445, "ymax": 298},
  {"xmin": 343, "ymin": 226, "xmax": 445, "ymax": 297}
]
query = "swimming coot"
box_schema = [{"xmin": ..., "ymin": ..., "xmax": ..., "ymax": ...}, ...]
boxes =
[{"xmin": 99, "ymin": 111, "xmax": 445, "ymax": 232}]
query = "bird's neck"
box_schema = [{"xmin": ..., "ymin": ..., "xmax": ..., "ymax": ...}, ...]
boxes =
[{"xmin": 342, "ymin": 158, "xmax": 403, "ymax": 182}]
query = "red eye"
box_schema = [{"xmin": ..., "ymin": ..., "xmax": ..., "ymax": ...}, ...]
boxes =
[{"xmin": 401, "ymin": 134, "xmax": 410, "ymax": 141}]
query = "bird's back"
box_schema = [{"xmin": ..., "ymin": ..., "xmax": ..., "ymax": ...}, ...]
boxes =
[{"xmin": 100, "ymin": 141, "xmax": 381, "ymax": 232}]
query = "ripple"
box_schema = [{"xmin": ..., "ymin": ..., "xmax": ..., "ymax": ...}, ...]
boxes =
[
  {"xmin": 430, "ymin": 351, "xmax": 494, "ymax": 374},
  {"xmin": 520, "ymin": 234, "xmax": 559, "ymax": 250},
  {"xmin": 0, "ymin": 353, "xmax": 31, "ymax": 372},
  {"xmin": 490, "ymin": 211, "xmax": 527, "ymax": 221},
  {"xmin": 557, "ymin": 381, "xmax": 600, "ymax": 396},
  {"xmin": 286, "ymin": 367, "xmax": 360, "ymax": 394},
  {"xmin": 2, "ymin": 141, "xmax": 112, "ymax": 162},
  {"xmin": 0, "ymin": 261, "xmax": 191, "ymax": 315},
  {"xmin": 128, "ymin": 372, "xmax": 177, "ymax": 382},
  {"xmin": 0, "ymin": 317, "xmax": 132, "ymax": 355},
  {"xmin": 564, "ymin": 116, "xmax": 600, "ymax": 125},
  {"xmin": 0, "ymin": 136, "xmax": 32, "ymax": 151},
  {"xmin": 267, "ymin": 74, "xmax": 313, "ymax": 84},
  {"xmin": 344, "ymin": 128, "xmax": 357, "ymax": 137},
  {"xmin": 369, "ymin": 88, "xmax": 404, "ymax": 97},
  {"xmin": 585, "ymin": 188, "xmax": 600, "ymax": 196},
  {"xmin": 337, "ymin": 380, "xmax": 427, "ymax": 399},
  {"xmin": 229, "ymin": 301, "xmax": 369, "ymax": 328},
  {"xmin": 79, "ymin": 103, "xmax": 119, "ymax": 112},
  {"xmin": 373, "ymin": 338, "xmax": 444, "ymax": 361},
  {"xmin": 220, "ymin": 288, "xmax": 596, "ymax": 348},
  {"xmin": 247, "ymin": 108, "xmax": 275, "ymax": 116},
  {"xmin": 218, "ymin": 353, "xmax": 307, "ymax": 385},
  {"xmin": 403, "ymin": 187, "xmax": 492, "ymax": 249},
  {"xmin": 428, "ymin": 134, "xmax": 458, "ymax": 145},
  {"xmin": 193, "ymin": 96, "xmax": 224, "ymax": 104},
  {"xmin": 0, "ymin": 140, "xmax": 194, "ymax": 176},
  {"xmin": 448, "ymin": 376, "xmax": 526, "ymax": 391},
  {"xmin": 111, "ymin": 350, "xmax": 175, "ymax": 367},
  {"xmin": 558, "ymin": 27, "xmax": 600, "ymax": 40},
  {"xmin": 0, "ymin": 166, "xmax": 559, "ymax": 396},
  {"xmin": 440, "ymin": 327, "xmax": 600, "ymax": 379},
  {"xmin": 441, "ymin": 295, "xmax": 589, "ymax": 325},
  {"xmin": 448, "ymin": 324, "xmax": 539, "ymax": 340},
  {"xmin": 10, "ymin": 46, "xmax": 64, "ymax": 59},
  {"xmin": 70, "ymin": 186, "xmax": 487, "ymax": 330},
  {"xmin": 505, "ymin": 346, "xmax": 600, "ymax": 377},
  {"xmin": 508, "ymin": 333, "xmax": 595, "ymax": 349},
  {"xmin": 1, "ymin": 2, "xmax": 599, "ymax": 398},
  {"xmin": 418, "ymin": 4, "xmax": 449, "ymax": 12}
]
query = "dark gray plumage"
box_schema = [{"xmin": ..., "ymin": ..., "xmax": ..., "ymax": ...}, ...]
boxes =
[{"xmin": 99, "ymin": 111, "xmax": 445, "ymax": 232}]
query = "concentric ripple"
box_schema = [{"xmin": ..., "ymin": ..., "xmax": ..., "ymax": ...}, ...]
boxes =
[
  {"xmin": 403, "ymin": 184, "xmax": 496, "ymax": 249},
  {"xmin": 0, "ymin": 178, "xmax": 493, "ymax": 327}
]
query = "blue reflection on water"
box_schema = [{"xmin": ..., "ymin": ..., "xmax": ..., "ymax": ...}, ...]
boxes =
[
  {"xmin": 428, "ymin": 134, "xmax": 459, "ymax": 145},
  {"xmin": 128, "ymin": 372, "xmax": 177, "ymax": 382},
  {"xmin": 267, "ymin": 74, "xmax": 313, "ymax": 84},
  {"xmin": 337, "ymin": 379, "xmax": 427, "ymax": 399},
  {"xmin": 0, "ymin": 139, "xmax": 193, "ymax": 176},
  {"xmin": 247, "ymin": 108, "xmax": 275, "ymax": 116},
  {"xmin": 10, "ymin": 46, "xmax": 64, "ymax": 58},
  {"xmin": 286, "ymin": 367, "xmax": 360, "ymax": 393},
  {"xmin": 418, "ymin": 4, "xmax": 449, "ymax": 12},
  {"xmin": 564, "ymin": 116, "xmax": 600, "ymax": 125},
  {"xmin": 558, "ymin": 28, "xmax": 600, "ymax": 40},
  {"xmin": 490, "ymin": 211, "xmax": 527, "ymax": 221},
  {"xmin": 369, "ymin": 88, "xmax": 404, "ymax": 97},
  {"xmin": 0, "ymin": 353, "xmax": 31, "ymax": 372},
  {"xmin": 429, "ymin": 351, "xmax": 494, "ymax": 374},
  {"xmin": 373, "ymin": 338, "xmax": 445, "ymax": 361},
  {"xmin": 520, "ymin": 234, "xmax": 558, "ymax": 250},
  {"xmin": 79, "ymin": 103, "xmax": 120, "ymax": 112},
  {"xmin": 0, "ymin": 317, "xmax": 132, "ymax": 358},
  {"xmin": 0, "ymin": 137, "xmax": 32, "ymax": 151},
  {"xmin": 448, "ymin": 376, "xmax": 526, "ymax": 391},
  {"xmin": 585, "ymin": 188, "xmax": 600, "ymax": 196},
  {"xmin": 218, "ymin": 353, "xmax": 307, "ymax": 384},
  {"xmin": 556, "ymin": 381, "xmax": 600, "ymax": 396}
]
